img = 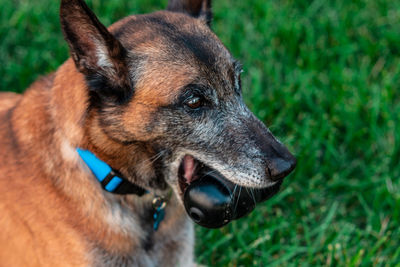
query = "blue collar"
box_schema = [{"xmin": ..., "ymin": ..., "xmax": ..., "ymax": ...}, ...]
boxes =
[
  {"xmin": 77, "ymin": 148, "xmax": 166, "ymax": 230},
  {"xmin": 76, "ymin": 148, "xmax": 148, "ymax": 195}
]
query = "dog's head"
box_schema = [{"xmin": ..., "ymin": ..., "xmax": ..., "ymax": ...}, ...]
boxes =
[{"xmin": 60, "ymin": 0, "xmax": 296, "ymax": 227}]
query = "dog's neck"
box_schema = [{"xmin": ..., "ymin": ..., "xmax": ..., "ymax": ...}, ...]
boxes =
[
  {"xmin": 76, "ymin": 148, "xmax": 148, "ymax": 195},
  {"xmin": 12, "ymin": 59, "xmax": 176, "ymax": 254}
]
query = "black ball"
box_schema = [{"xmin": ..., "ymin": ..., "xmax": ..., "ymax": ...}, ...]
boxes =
[
  {"xmin": 183, "ymin": 169, "xmax": 282, "ymax": 228},
  {"xmin": 184, "ymin": 175, "xmax": 233, "ymax": 228}
]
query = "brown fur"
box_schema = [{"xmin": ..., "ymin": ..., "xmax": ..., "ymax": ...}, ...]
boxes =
[{"xmin": 0, "ymin": 57, "xmax": 191, "ymax": 266}]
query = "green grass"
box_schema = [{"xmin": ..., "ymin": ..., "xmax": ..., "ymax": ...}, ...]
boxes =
[{"xmin": 1, "ymin": 0, "xmax": 400, "ymax": 266}]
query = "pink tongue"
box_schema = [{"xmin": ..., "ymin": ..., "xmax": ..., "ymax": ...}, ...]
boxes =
[{"xmin": 183, "ymin": 155, "xmax": 195, "ymax": 183}]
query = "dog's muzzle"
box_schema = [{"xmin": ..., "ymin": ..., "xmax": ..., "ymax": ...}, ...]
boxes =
[{"xmin": 183, "ymin": 167, "xmax": 282, "ymax": 228}]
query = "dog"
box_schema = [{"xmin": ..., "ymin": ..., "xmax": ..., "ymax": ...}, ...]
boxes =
[{"xmin": 0, "ymin": 0, "xmax": 296, "ymax": 266}]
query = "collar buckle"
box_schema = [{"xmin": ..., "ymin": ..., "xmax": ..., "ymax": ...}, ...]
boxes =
[{"xmin": 152, "ymin": 196, "xmax": 167, "ymax": 231}]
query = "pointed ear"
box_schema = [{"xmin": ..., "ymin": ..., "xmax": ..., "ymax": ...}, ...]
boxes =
[
  {"xmin": 167, "ymin": 0, "xmax": 212, "ymax": 26},
  {"xmin": 60, "ymin": 0, "xmax": 132, "ymax": 104}
]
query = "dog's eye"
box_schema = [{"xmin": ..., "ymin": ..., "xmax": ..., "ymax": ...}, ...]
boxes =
[{"xmin": 186, "ymin": 96, "xmax": 202, "ymax": 109}]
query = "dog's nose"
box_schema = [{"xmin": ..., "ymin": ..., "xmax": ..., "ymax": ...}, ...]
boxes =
[{"xmin": 267, "ymin": 155, "xmax": 296, "ymax": 181}]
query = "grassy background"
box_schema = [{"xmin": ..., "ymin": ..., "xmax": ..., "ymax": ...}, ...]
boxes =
[{"xmin": 1, "ymin": 0, "xmax": 399, "ymax": 266}]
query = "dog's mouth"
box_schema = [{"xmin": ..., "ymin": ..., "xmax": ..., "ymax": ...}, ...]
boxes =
[{"xmin": 177, "ymin": 155, "xmax": 282, "ymax": 228}]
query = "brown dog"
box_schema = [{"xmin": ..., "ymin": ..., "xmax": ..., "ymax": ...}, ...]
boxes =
[{"xmin": 0, "ymin": 0, "xmax": 296, "ymax": 266}]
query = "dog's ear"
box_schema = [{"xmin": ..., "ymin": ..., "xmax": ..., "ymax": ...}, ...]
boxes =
[
  {"xmin": 60, "ymin": 0, "xmax": 132, "ymax": 105},
  {"xmin": 167, "ymin": 0, "xmax": 212, "ymax": 26}
]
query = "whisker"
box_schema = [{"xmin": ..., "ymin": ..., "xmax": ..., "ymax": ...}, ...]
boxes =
[
  {"xmin": 232, "ymin": 184, "xmax": 238, "ymax": 200},
  {"xmin": 249, "ymin": 187, "xmax": 257, "ymax": 206},
  {"xmin": 141, "ymin": 149, "xmax": 167, "ymax": 169},
  {"xmin": 201, "ymin": 169, "xmax": 218, "ymax": 178},
  {"xmin": 149, "ymin": 150, "xmax": 166, "ymax": 163},
  {"xmin": 234, "ymin": 186, "xmax": 242, "ymax": 214}
]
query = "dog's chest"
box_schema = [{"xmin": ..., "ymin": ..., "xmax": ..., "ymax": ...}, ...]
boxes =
[{"xmin": 91, "ymin": 201, "xmax": 195, "ymax": 267}]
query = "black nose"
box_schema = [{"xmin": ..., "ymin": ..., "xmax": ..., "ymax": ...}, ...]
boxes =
[{"xmin": 267, "ymin": 155, "xmax": 297, "ymax": 181}]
